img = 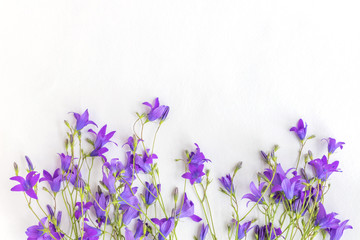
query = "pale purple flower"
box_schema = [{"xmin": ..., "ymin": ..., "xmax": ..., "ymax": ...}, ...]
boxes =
[
  {"xmin": 242, "ymin": 182, "xmax": 266, "ymax": 206},
  {"xmin": 176, "ymin": 193, "xmax": 202, "ymax": 222},
  {"xmin": 199, "ymin": 224, "xmax": 209, "ymax": 240},
  {"xmin": 237, "ymin": 221, "xmax": 252, "ymax": 239}
]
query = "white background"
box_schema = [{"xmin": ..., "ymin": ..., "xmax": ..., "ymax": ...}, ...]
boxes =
[{"xmin": 0, "ymin": 1, "xmax": 359, "ymax": 239}]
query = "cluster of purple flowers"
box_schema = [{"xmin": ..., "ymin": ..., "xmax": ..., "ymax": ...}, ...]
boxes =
[{"xmin": 10, "ymin": 100, "xmax": 352, "ymax": 240}]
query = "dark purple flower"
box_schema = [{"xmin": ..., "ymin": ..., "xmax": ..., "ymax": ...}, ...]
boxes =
[
  {"xmin": 72, "ymin": 109, "xmax": 97, "ymax": 131},
  {"xmin": 118, "ymin": 185, "xmax": 140, "ymax": 225},
  {"xmin": 25, "ymin": 217, "xmax": 51, "ymax": 240},
  {"xmin": 309, "ymin": 155, "xmax": 340, "ymax": 181},
  {"xmin": 199, "ymin": 224, "xmax": 209, "ymax": 240},
  {"xmin": 143, "ymin": 98, "xmax": 170, "ymax": 122},
  {"xmin": 89, "ymin": 125, "xmax": 116, "ymax": 162},
  {"xmin": 315, "ymin": 203, "xmax": 340, "ymax": 229},
  {"xmin": 74, "ymin": 201, "xmax": 93, "ymax": 219},
  {"xmin": 151, "ymin": 217, "xmax": 175, "ymax": 240},
  {"xmin": 25, "ymin": 156, "xmax": 34, "ymax": 171},
  {"xmin": 93, "ymin": 192, "xmax": 110, "ymax": 227},
  {"xmin": 182, "ymin": 164, "xmax": 205, "ymax": 185},
  {"xmin": 242, "ymin": 182, "xmax": 266, "ymax": 206},
  {"xmin": 81, "ymin": 222, "xmax": 102, "ymax": 240},
  {"xmin": 290, "ymin": 119, "xmax": 307, "ymax": 140},
  {"xmin": 176, "ymin": 193, "xmax": 202, "ymax": 222},
  {"xmin": 237, "ymin": 221, "xmax": 252, "ymax": 239},
  {"xmin": 255, "ymin": 223, "xmax": 282, "ymax": 240},
  {"xmin": 10, "ymin": 171, "xmax": 40, "ymax": 199},
  {"xmin": 326, "ymin": 138, "xmax": 345, "ymax": 154},
  {"xmin": 40, "ymin": 168, "xmax": 62, "ymax": 192},
  {"xmin": 329, "ymin": 220, "xmax": 352, "ymax": 240},
  {"xmin": 58, "ymin": 153, "xmax": 71, "ymax": 173},
  {"xmin": 122, "ymin": 136, "xmax": 142, "ymax": 152},
  {"xmin": 144, "ymin": 182, "xmax": 160, "ymax": 205},
  {"xmin": 219, "ymin": 174, "xmax": 234, "ymax": 194}
]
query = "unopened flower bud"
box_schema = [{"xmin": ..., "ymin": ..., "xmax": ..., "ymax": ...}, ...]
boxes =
[
  {"xmin": 25, "ymin": 156, "xmax": 34, "ymax": 171},
  {"xmin": 308, "ymin": 150, "xmax": 313, "ymax": 160},
  {"xmin": 47, "ymin": 205, "xmax": 54, "ymax": 218},
  {"xmin": 13, "ymin": 162, "xmax": 19, "ymax": 176},
  {"xmin": 69, "ymin": 134, "xmax": 74, "ymax": 144},
  {"xmin": 174, "ymin": 187, "xmax": 179, "ymax": 203}
]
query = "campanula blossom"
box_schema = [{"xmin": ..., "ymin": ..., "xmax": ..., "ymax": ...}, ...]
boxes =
[
  {"xmin": 151, "ymin": 217, "xmax": 175, "ymax": 240},
  {"xmin": 176, "ymin": 193, "xmax": 202, "ymax": 222},
  {"xmin": 143, "ymin": 97, "xmax": 170, "ymax": 122},
  {"xmin": 254, "ymin": 223, "xmax": 282, "ymax": 240},
  {"xmin": 242, "ymin": 182, "xmax": 266, "ymax": 206},
  {"xmin": 89, "ymin": 125, "xmax": 116, "ymax": 161},
  {"xmin": 93, "ymin": 192, "xmax": 110, "ymax": 227},
  {"xmin": 308, "ymin": 155, "xmax": 340, "ymax": 181},
  {"xmin": 134, "ymin": 219, "xmax": 150, "ymax": 239},
  {"xmin": 25, "ymin": 156, "xmax": 34, "ymax": 171},
  {"xmin": 103, "ymin": 158, "xmax": 124, "ymax": 177},
  {"xmin": 10, "ymin": 171, "xmax": 40, "ymax": 199},
  {"xmin": 237, "ymin": 221, "xmax": 252, "ymax": 239},
  {"xmin": 40, "ymin": 168, "xmax": 62, "ymax": 192},
  {"xmin": 290, "ymin": 118, "xmax": 307, "ymax": 140},
  {"xmin": 72, "ymin": 109, "xmax": 97, "ymax": 131},
  {"xmin": 102, "ymin": 169, "xmax": 116, "ymax": 194},
  {"xmin": 329, "ymin": 220, "xmax": 352, "ymax": 240},
  {"xmin": 25, "ymin": 217, "xmax": 50, "ymax": 240},
  {"xmin": 219, "ymin": 174, "xmax": 234, "ymax": 194},
  {"xmin": 118, "ymin": 185, "xmax": 140, "ymax": 225},
  {"xmin": 128, "ymin": 150, "xmax": 158, "ymax": 174},
  {"xmin": 326, "ymin": 138, "xmax": 345, "ymax": 154},
  {"xmin": 144, "ymin": 182, "xmax": 160, "ymax": 205},
  {"xmin": 122, "ymin": 136, "xmax": 142, "ymax": 152},
  {"xmin": 74, "ymin": 201, "xmax": 93, "ymax": 219},
  {"xmin": 82, "ymin": 222, "xmax": 102, "ymax": 240},
  {"xmin": 315, "ymin": 203, "xmax": 340, "ymax": 229},
  {"xmin": 58, "ymin": 153, "xmax": 71, "ymax": 173},
  {"xmin": 66, "ymin": 165, "xmax": 85, "ymax": 188},
  {"xmin": 188, "ymin": 143, "xmax": 210, "ymax": 167},
  {"xmin": 199, "ymin": 224, "xmax": 209, "ymax": 240},
  {"xmin": 182, "ymin": 164, "xmax": 205, "ymax": 185},
  {"xmin": 49, "ymin": 222, "xmax": 64, "ymax": 240}
]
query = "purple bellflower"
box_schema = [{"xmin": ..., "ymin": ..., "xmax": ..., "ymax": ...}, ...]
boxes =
[
  {"xmin": 40, "ymin": 168, "xmax": 62, "ymax": 192},
  {"xmin": 25, "ymin": 217, "xmax": 50, "ymax": 240},
  {"xmin": 143, "ymin": 97, "xmax": 170, "ymax": 122},
  {"xmin": 10, "ymin": 171, "xmax": 40, "ymax": 199},
  {"xmin": 81, "ymin": 222, "xmax": 102, "ymax": 240},
  {"xmin": 236, "ymin": 221, "xmax": 252, "ymax": 240},
  {"xmin": 176, "ymin": 193, "xmax": 202, "ymax": 222},
  {"xmin": 308, "ymin": 155, "xmax": 340, "ymax": 181},
  {"xmin": 242, "ymin": 182, "xmax": 266, "ymax": 206},
  {"xmin": 188, "ymin": 143, "xmax": 211, "ymax": 167},
  {"xmin": 326, "ymin": 138, "xmax": 345, "ymax": 154},
  {"xmin": 182, "ymin": 164, "xmax": 205, "ymax": 185},
  {"xmin": 122, "ymin": 136, "xmax": 142, "ymax": 152},
  {"xmin": 290, "ymin": 118, "xmax": 307, "ymax": 140},
  {"xmin": 66, "ymin": 165, "xmax": 85, "ymax": 189},
  {"xmin": 199, "ymin": 224, "xmax": 209, "ymax": 240},
  {"xmin": 151, "ymin": 217, "xmax": 175, "ymax": 240},
  {"xmin": 118, "ymin": 185, "xmax": 140, "ymax": 225},
  {"xmin": 219, "ymin": 174, "xmax": 234, "ymax": 194},
  {"xmin": 103, "ymin": 158, "xmax": 124, "ymax": 177},
  {"xmin": 93, "ymin": 192, "xmax": 110, "ymax": 227},
  {"xmin": 144, "ymin": 182, "xmax": 160, "ymax": 205},
  {"xmin": 58, "ymin": 153, "xmax": 71, "ymax": 173},
  {"xmin": 74, "ymin": 201, "xmax": 93, "ymax": 220},
  {"xmin": 89, "ymin": 125, "xmax": 116, "ymax": 162},
  {"xmin": 329, "ymin": 220, "xmax": 352, "ymax": 240},
  {"xmin": 102, "ymin": 169, "xmax": 116, "ymax": 194},
  {"xmin": 72, "ymin": 109, "xmax": 97, "ymax": 131},
  {"xmin": 315, "ymin": 203, "xmax": 340, "ymax": 229},
  {"xmin": 254, "ymin": 223, "xmax": 282, "ymax": 240},
  {"xmin": 128, "ymin": 150, "xmax": 158, "ymax": 174},
  {"xmin": 134, "ymin": 219, "xmax": 150, "ymax": 239}
]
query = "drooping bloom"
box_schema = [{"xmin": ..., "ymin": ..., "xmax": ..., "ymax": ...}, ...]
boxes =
[
  {"xmin": 10, "ymin": 171, "xmax": 40, "ymax": 199},
  {"xmin": 144, "ymin": 182, "xmax": 160, "ymax": 205},
  {"xmin": 143, "ymin": 97, "xmax": 170, "ymax": 121},
  {"xmin": 329, "ymin": 220, "xmax": 352, "ymax": 240},
  {"xmin": 315, "ymin": 203, "xmax": 340, "ymax": 229},
  {"xmin": 151, "ymin": 217, "xmax": 175, "ymax": 240},
  {"xmin": 176, "ymin": 193, "xmax": 202, "ymax": 222},
  {"xmin": 25, "ymin": 217, "xmax": 51, "ymax": 240},
  {"xmin": 39, "ymin": 168, "xmax": 62, "ymax": 192},
  {"xmin": 74, "ymin": 201, "xmax": 93, "ymax": 220},
  {"xmin": 58, "ymin": 153, "xmax": 72, "ymax": 173},
  {"xmin": 72, "ymin": 109, "xmax": 97, "ymax": 131},
  {"xmin": 199, "ymin": 224, "xmax": 209, "ymax": 240},
  {"xmin": 326, "ymin": 138, "xmax": 345, "ymax": 154},
  {"xmin": 290, "ymin": 118, "xmax": 307, "ymax": 140},
  {"xmin": 182, "ymin": 164, "xmax": 205, "ymax": 185},
  {"xmin": 118, "ymin": 185, "xmax": 140, "ymax": 225},
  {"xmin": 242, "ymin": 182, "xmax": 266, "ymax": 206},
  {"xmin": 81, "ymin": 222, "xmax": 102, "ymax": 240},
  {"xmin": 254, "ymin": 223, "xmax": 282, "ymax": 240},
  {"xmin": 93, "ymin": 192, "xmax": 110, "ymax": 227},
  {"xmin": 236, "ymin": 221, "xmax": 252, "ymax": 240},
  {"xmin": 219, "ymin": 174, "xmax": 234, "ymax": 194},
  {"xmin": 308, "ymin": 155, "xmax": 340, "ymax": 181},
  {"xmin": 89, "ymin": 125, "xmax": 116, "ymax": 161}
]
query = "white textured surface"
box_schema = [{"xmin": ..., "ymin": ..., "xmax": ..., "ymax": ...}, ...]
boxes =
[{"xmin": 0, "ymin": 1, "xmax": 359, "ymax": 239}]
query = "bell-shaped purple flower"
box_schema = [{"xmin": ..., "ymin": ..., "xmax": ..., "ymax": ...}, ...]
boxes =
[
  {"xmin": 326, "ymin": 138, "xmax": 345, "ymax": 154},
  {"xmin": 58, "ymin": 153, "xmax": 71, "ymax": 173},
  {"xmin": 40, "ymin": 168, "xmax": 62, "ymax": 192},
  {"xmin": 25, "ymin": 217, "xmax": 50, "ymax": 240},
  {"xmin": 254, "ymin": 223, "xmax": 282, "ymax": 240},
  {"xmin": 10, "ymin": 171, "xmax": 40, "ymax": 199},
  {"xmin": 103, "ymin": 158, "xmax": 124, "ymax": 177},
  {"xmin": 237, "ymin": 221, "xmax": 252, "ymax": 239},
  {"xmin": 188, "ymin": 143, "xmax": 211, "ymax": 167},
  {"xmin": 102, "ymin": 169, "xmax": 116, "ymax": 194},
  {"xmin": 93, "ymin": 192, "xmax": 110, "ymax": 227},
  {"xmin": 89, "ymin": 125, "xmax": 116, "ymax": 162},
  {"xmin": 143, "ymin": 98, "xmax": 170, "ymax": 122},
  {"xmin": 290, "ymin": 118, "xmax": 307, "ymax": 140},
  {"xmin": 176, "ymin": 193, "xmax": 202, "ymax": 222},
  {"xmin": 122, "ymin": 136, "xmax": 142, "ymax": 152},
  {"xmin": 74, "ymin": 201, "xmax": 93, "ymax": 219},
  {"xmin": 219, "ymin": 174, "xmax": 234, "ymax": 194},
  {"xmin": 329, "ymin": 220, "xmax": 352, "ymax": 240},
  {"xmin": 118, "ymin": 185, "xmax": 140, "ymax": 225},
  {"xmin": 182, "ymin": 164, "xmax": 205, "ymax": 185},
  {"xmin": 309, "ymin": 155, "xmax": 340, "ymax": 181},
  {"xmin": 144, "ymin": 182, "xmax": 160, "ymax": 205},
  {"xmin": 315, "ymin": 203, "xmax": 340, "ymax": 229},
  {"xmin": 151, "ymin": 217, "xmax": 175, "ymax": 240},
  {"xmin": 134, "ymin": 219, "xmax": 150, "ymax": 239},
  {"xmin": 199, "ymin": 224, "xmax": 209, "ymax": 240},
  {"xmin": 72, "ymin": 109, "xmax": 98, "ymax": 131},
  {"xmin": 81, "ymin": 222, "xmax": 102, "ymax": 240},
  {"xmin": 242, "ymin": 182, "xmax": 266, "ymax": 206}
]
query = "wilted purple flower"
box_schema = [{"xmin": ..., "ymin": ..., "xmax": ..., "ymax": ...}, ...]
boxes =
[
  {"xmin": 237, "ymin": 221, "xmax": 252, "ymax": 239},
  {"xmin": 143, "ymin": 98, "xmax": 170, "ymax": 122},
  {"xmin": 315, "ymin": 203, "xmax": 340, "ymax": 229},
  {"xmin": 144, "ymin": 182, "xmax": 160, "ymax": 205},
  {"xmin": 93, "ymin": 192, "xmax": 110, "ymax": 227},
  {"xmin": 25, "ymin": 217, "xmax": 51, "ymax": 240},
  {"xmin": 151, "ymin": 217, "xmax": 175, "ymax": 240},
  {"xmin": 199, "ymin": 224, "xmax": 209, "ymax": 240},
  {"xmin": 123, "ymin": 136, "xmax": 142, "ymax": 152},
  {"xmin": 118, "ymin": 185, "xmax": 140, "ymax": 225},
  {"xmin": 74, "ymin": 201, "xmax": 93, "ymax": 219},
  {"xmin": 309, "ymin": 155, "xmax": 340, "ymax": 181},
  {"xmin": 290, "ymin": 119, "xmax": 307, "ymax": 140},
  {"xmin": 40, "ymin": 168, "xmax": 62, "ymax": 192},
  {"xmin": 89, "ymin": 125, "xmax": 116, "ymax": 162},
  {"xmin": 254, "ymin": 223, "xmax": 282, "ymax": 240},
  {"xmin": 242, "ymin": 182, "xmax": 266, "ymax": 206},
  {"xmin": 329, "ymin": 220, "xmax": 352, "ymax": 240},
  {"xmin": 182, "ymin": 164, "xmax": 205, "ymax": 185},
  {"xmin": 25, "ymin": 156, "xmax": 34, "ymax": 171},
  {"xmin": 326, "ymin": 138, "xmax": 345, "ymax": 154},
  {"xmin": 219, "ymin": 174, "xmax": 234, "ymax": 194},
  {"xmin": 10, "ymin": 171, "xmax": 40, "ymax": 199},
  {"xmin": 176, "ymin": 193, "xmax": 202, "ymax": 222},
  {"xmin": 72, "ymin": 109, "xmax": 97, "ymax": 131},
  {"xmin": 58, "ymin": 153, "xmax": 71, "ymax": 173},
  {"xmin": 82, "ymin": 222, "xmax": 102, "ymax": 240}
]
